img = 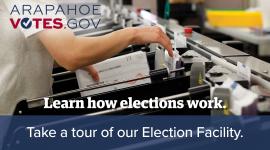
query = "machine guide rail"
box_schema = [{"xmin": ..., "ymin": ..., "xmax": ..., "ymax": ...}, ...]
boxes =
[{"xmin": 14, "ymin": 68, "xmax": 199, "ymax": 115}]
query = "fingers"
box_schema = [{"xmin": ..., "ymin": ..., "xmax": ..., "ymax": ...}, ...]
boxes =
[
  {"xmin": 153, "ymin": 27, "xmax": 174, "ymax": 57},
  {"xmin": 160, "ymin": 32, "xmax": 174, "ymax": 57},
  {"xmin": 132, "ymin": 26, "xmax": 173, "ymax": 57},
  {"xmin": 86, "ymin": 65, "xmax": 100, "ymax": 82}
]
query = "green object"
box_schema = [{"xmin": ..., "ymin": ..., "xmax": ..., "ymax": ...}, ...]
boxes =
[{"xmin": 164, "ymin": 0, "xmax": 170, "ymax": 19}]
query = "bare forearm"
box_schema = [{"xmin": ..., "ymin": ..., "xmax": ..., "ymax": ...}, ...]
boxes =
[
  {"xmin": 39, "ymin": 26, "xmax": 172, "ymax": 71},
  {"xmin": 39, "ymin": 28, "xmax": 135, "ymax": 71},
  {"xmin": 72, "ymin": 28, "xmax": 135, "ymax": 69}
]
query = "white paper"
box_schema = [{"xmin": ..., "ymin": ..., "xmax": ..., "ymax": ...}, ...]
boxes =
[
  {"xmin": 237, "ymin": 62, "xmax": 251, "ymax": 82},
  {"xmin": 155, "ymin": 49, "xmax": 166, "ymax": 70},
  {"xmin": 76, "ymin": 51, "xmax": 151, "ymax": 97},
  {"xmin": 165, "ymin": 50, "xmax": 180, "ymax": 77},
  {"xmin": 221, "ymin": 78, "xmax": 258, "ymax": 115},
  {"xmin": 174, "ymin": 32, "xmax": 187, "ymax": 48}
]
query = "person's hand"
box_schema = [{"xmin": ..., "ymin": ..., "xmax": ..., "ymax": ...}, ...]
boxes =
[
  {"xmin": 132, "ymin": 26, "xmax": 174, "ymax": 57},
  {"xmin": 82, "ymin": 65, "xmax": 100, "ymax": 82}
]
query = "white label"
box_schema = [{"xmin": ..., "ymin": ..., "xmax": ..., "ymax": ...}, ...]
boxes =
[
  {"xmin": 237, "ymin": 62, "xmax": 251, "ymax": 82},
  {"xmin": 174, "ymin": 32, "xmax": 187, "ymax": 48},
  {"xmin": 76, "ymin": 51, "xmax": 151, "ymax": 97}
]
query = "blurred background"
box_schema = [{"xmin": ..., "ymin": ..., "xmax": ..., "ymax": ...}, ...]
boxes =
[{"xmin": 126, "ymin": 0, "xmax": 270, "ymax": 62}]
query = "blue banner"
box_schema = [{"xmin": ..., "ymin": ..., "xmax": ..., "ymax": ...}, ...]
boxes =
[{"xmin": 1, "ymin": 116, "xmax": 269, "ymax": 150}]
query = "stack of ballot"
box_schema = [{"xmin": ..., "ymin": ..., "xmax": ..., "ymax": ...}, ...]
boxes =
[
  {"xmin": 221, "ymin": 78, "xmax": 258, "ymax": 115},
  {"xmin": 76, "ymin": 51, "xmax": 151, "ymax": 97}
]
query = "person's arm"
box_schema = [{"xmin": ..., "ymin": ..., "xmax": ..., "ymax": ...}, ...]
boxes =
[{"xmin": 38, "ymin": 26, "xmax": 173, "ymax": 72}]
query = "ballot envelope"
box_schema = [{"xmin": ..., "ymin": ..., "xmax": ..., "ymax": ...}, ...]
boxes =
[{"xmin": 76, "ymin": 51, "xmax": 151, "ymax": 97}]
